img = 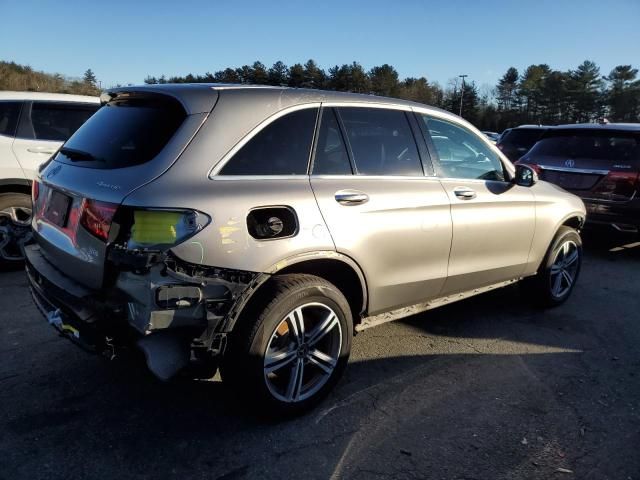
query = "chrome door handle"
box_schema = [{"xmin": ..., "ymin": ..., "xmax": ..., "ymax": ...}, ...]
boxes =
[
  {"xmin": 335, "ymin": 190, "xmax": 369, "ymax": 206},
  {"xmin": 27, "ymin": 148, "xmax": 56, "ymax": 154},
  {"xmin": 453, "ymin": 187, "xmax": 477, "ymax": 200}
]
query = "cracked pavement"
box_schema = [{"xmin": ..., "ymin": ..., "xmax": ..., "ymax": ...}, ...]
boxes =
[{"xmin": 1, "ymin": 231, "xmax": 639, "ymax": 479}]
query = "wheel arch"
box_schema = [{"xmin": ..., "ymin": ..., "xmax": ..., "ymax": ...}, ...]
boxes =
[
  {"xmin": 0, "ymin": 179, "xmax": 31, "ymax": 196},
  {"xmin": 222, "ymin": 251, "xmax": 368, "ymax": 334}
]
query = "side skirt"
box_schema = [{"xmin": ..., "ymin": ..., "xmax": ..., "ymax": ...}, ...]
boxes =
[{"xmin": 356, "ymin": 277, "xmax": 522, "ymax": 332}]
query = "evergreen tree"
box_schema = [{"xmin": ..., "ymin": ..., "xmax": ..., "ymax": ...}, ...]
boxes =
[{"xmin": 268, "ymin": 61, "xmax": 289, "ymax": 86}]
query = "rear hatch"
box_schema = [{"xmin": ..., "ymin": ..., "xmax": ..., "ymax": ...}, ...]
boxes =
[
  {"xmin": 520, "ymin": 128, "xmax": 640, "ymax": 202},
  {"xmin": 33, "ymin": 89, "xmax": 215, "ymax": 289}
]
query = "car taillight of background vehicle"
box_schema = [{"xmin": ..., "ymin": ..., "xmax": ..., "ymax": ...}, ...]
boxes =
[{"xmin": 79, "ymin": 199, "xmax": 118, "ymax": 241}]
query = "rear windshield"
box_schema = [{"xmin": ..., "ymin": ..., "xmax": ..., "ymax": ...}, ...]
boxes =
[
  {"xmin": 54, "ymin": 94, "xmax": 186, "ymax": 169},
  {"xmin": 529, "ymin": 131, "xmax": 640, "ymax": 163},
  {"xmin": 501, "ymin": 128, "xmax": 546, "ymax": 148}
]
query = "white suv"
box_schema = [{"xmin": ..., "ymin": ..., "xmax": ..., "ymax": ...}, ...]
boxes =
[{"xmin": 0, "ymin": 92, "xmax": 99, "ymax": 264}]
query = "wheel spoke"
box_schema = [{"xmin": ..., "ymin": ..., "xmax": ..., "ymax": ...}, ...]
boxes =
[
  {"xmin": 264, "ymin": 347, "xmax": 297, "ymax": 373},
  {"xmin": 285, "ymin": 358, "xmax": 305, "ymax": 402},
  {"xmin": 561, "ymin": 270, "xmax": 574, "ymax": 288},
  {"xmin": 550, "ymin": 264, "xmax": 562, "ymax": 275},
  {"xmin": 552, "ymin": 271, "xmax": 563, "ymax": 296},
  {"xmin": 307, "ymin": 312, "xmax": 338, "ymax": 346},
  {"xmin": 564, "ymin": 249, "xmax": 579, "ymax": 268},
  {"xmin": 286, "ymin": 308, "xmax": 305, "ymax": 346},
  {"xmin": 308, "ymin": 348, "xmax": 337, "ymax": 375}
]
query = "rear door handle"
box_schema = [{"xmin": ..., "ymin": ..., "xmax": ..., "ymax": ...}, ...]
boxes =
[
  {"xmin": 453, "ymin": 187, "xmax": 477, "ymax": 200},
  {"xmin": 27, "ymin": 148, "xmax": 56, "ymax": 154},
  {"xmin": 335, "ymin": 190, "xmax": 369, "ymax": 206}
]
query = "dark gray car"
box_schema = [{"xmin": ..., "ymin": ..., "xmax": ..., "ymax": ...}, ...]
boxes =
[{"xmin": 25, "ymin": 84, "xmax": 585, "ymax": 414}]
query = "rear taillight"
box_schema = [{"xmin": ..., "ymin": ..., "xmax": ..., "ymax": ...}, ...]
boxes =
[
  {"xmin": 80, "ymin": 199, "xmax": 118, "ymax": 241},
  {"xmin": 127, "ymin": 209, "xmax": 210, "ymax": 249},
  {"xmin": 31, "ymin": 180, "xmax": 40, "ymax": 202}
]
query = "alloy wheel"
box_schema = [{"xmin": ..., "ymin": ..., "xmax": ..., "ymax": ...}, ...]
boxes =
[
  {"xmin": 263, "ymin": 302, "xmax": 342, "ymax": 403},
  {"xmin": 0, "ymin": 205, "xmax": 33, "ymax": 262},
  {"xmin": 549, "ymin": 240, "xmax": 580, "ymax": 298}
]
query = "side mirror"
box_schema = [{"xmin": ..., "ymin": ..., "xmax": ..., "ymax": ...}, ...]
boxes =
[{"xmin": 513, "ymin": 164, "xmax": 538, "ymax": 187}]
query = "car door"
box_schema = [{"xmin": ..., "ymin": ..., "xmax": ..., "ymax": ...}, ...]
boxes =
[
  {"xmin": 416, "ymin": 113, "xmax": 535, "ymax": 295},
  {"xmin": 310, "ymin": 106, "xmax": 452, "ymax": 315},
  {"xmin": 0, "ymin": 100, "xmax": 24, "ymax": 181},
  {"xmin": 12, "ymin": 101, "xmax": 98, "ymax": 179}
]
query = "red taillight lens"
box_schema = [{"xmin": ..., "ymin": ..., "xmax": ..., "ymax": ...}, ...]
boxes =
[
  {"xmin": 79, "ymin": 199, "xmax": 118, "ymax": 241},
  {"xmin": 32, "ymin": 180, "xmax": 40, "ymax": 202}
]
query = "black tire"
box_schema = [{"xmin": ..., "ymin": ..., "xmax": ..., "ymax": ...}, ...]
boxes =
[
  {"xmin": 0, "ymin": 193, "xmax": 33, "ymax": 268},
  {"xmin": 220, "ymin": 273, "xmax": 353, "ymax": 416},
  {"xmin": 523, "ymin": 226, "xmax": 582, "ymax": 307}
]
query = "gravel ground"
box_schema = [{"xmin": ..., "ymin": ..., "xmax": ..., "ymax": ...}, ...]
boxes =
[{"xmin": 1, "ymin": 231, "xmax": 639, "ymax": 480}]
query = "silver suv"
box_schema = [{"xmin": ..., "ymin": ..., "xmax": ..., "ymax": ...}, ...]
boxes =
[{"xmin": 26, "ymin": 84, "xmax": 586, "ymax": 414}]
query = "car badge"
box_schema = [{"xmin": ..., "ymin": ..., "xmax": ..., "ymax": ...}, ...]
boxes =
[{"xmin": 564, "ymin": 159, "xmax": 575, "ymax": 168}]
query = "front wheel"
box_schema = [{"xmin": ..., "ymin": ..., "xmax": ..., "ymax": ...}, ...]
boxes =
[
  {"xmin": 221, "ymin": 274, "xmax": 352, "ymax": 415},
  {"xmin": 524, "ymin": 226, "xmax": 582, "ymax": 307}
]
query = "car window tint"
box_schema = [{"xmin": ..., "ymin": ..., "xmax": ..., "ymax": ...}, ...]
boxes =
[
  {"xmin": 220, "ymin": 108, "xmax": 318, "ymax": 175},
  {"xmin": 0, "ymin": 101, "xmax": 22, "ymax": 137},
  {"xmin": 422, "ymin": 116, "xmax": 505, "ymax": 181},
  {"xmin": 338, "ymin": 107, "xmax": 422, "ymax": 176},
  {"xmin": 31, "ymin": 102, "xmax": 99, "ymax": 142},
  {"xmin": 313, "ymin": 109, "xmax": 352, "ymax": 175},
  {"xmin": 56, "ymin": 96, "xmax": 184, "ymax": 169}
]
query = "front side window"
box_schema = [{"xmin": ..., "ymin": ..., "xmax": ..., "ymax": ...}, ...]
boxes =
[
  {"xmin": 220, "ymin": 108, "xmax": 318, "ymax": 175},
  {"xmin": 338, "ymin": 107, "xmax": 423, "ymax": 176},
  {"xmin": 0, "ymin": 101, "xmax": 22, "ymax": 137},
  {"xmin": 31, "ymin": 102, "xmax": 99, "ymax": 142},
  {"xmin": 312, "ymin": 108, "xmax": 352, "ymax": 175},
  {"xmin": 422, "ymin": 116, "xmax": 505, "ymax": 181}
]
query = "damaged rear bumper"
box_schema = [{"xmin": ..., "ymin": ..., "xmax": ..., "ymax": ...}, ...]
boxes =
[{"xmin": 24, "ymin": 243, "xmax": 262, "ymax": 379}]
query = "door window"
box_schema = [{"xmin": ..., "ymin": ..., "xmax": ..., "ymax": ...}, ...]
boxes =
[
  {"xmin": 220, "ymin": 108, "xmax": 318, "ymax": 175},
  {"xmin": 421, "ymin": 116, "xmax": 506, "ymax": 181},
  {"xmin": 0, "ymin": 101, "xmax": 22, "ymax": 137},
  {"xmin": 312, "ymin": 108, "xmax": 352, "ymax": 175},
  {"xmin": 338, "ymin": 107, "xmax": 423, "ymax": 176},
  {"xmin": 30, "ymin": 102, "xmax": 99, "ymax": 141}
]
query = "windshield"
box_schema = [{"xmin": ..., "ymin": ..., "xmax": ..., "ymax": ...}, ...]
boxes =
[
  {"xmin": 55, "ymin": 94, "xmax": 186, "ymax": 169},
  {"xmin": 529, "ymin": 131, "xmax": 640, "ymax": 164}
]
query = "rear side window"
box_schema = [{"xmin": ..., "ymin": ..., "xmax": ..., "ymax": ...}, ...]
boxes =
[
  {"xmin": 0, "ymin": 101, "xmax": 22, "ymax": 137},
  {"xmin": 338, "ymin": 107, "xmax": 423, "ymax": 176},
  {"xmin": 528, "ymin": 131, "xmax": 640, "ymax": 164},
  {"xmin": 55, "ymin": 95, "xmax": 185, "ymax": 169},
  {"xmin": 220, "ymin": 108, "xmax": 318, "ymax": 175},
  {"xmin": 30, "ymin": 102, "xmax": 98, "ymax": 142},
  {"xmin": 312, "ymin": 109, "xmax": 352, "ymax": 175},
  {"xmin": 422, "ymin": 116, "xmax": 505, "ymax": 181}
]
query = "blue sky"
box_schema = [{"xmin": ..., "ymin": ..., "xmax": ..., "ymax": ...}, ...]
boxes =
[{"xmin": 2, "ymin": 0, "xmax": 639, "ymax": 90}]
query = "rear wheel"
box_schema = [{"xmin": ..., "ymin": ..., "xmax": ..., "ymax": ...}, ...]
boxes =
[
  {"xmin": 0, "ymin": 193, "xmax": 33, "ymax": 266},
  {"xmin": 221, "ymin": 274, "xmax": 352, "ymax": 415},
  {"xmin": 524, "ymin": 226, "xmax": 582, "ymax": 307}
]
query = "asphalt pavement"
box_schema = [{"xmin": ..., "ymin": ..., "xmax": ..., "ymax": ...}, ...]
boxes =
[{"xmin": 1, "ymin": 231, "xmax": 639, "ymax": 480}]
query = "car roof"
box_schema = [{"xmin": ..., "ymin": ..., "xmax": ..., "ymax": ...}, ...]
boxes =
[
  {"xmin": 0, "ymin": 91, "xmax": 100, "ymax": 103},
  {"xmin": 551, "ymin": 123, "xmax": 640, "ymax": 132},
  {"xmin": 511, "ymin": 124, "xmax": 550, "ymax": 130},
  {"xmin": 105, "ymin": 83, "xmax": 453, "ymax": 117}
]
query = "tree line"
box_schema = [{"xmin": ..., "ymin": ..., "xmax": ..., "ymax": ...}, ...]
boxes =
[
  {"xmin": 3, "ymin": 58, "xmax": 638, "ymax": 132},
  {"xmin": 0, "ymin": 61, "xmax": 101, "ymax": 96},
  {"xmin": 145, "ymin": 59, "xmax": 640, "ymax": 131}
]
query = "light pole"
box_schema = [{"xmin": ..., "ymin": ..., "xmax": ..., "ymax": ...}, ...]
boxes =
[{"xmin": 458, "ymin": 74, "xmax": 468, "ymax": 117}]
